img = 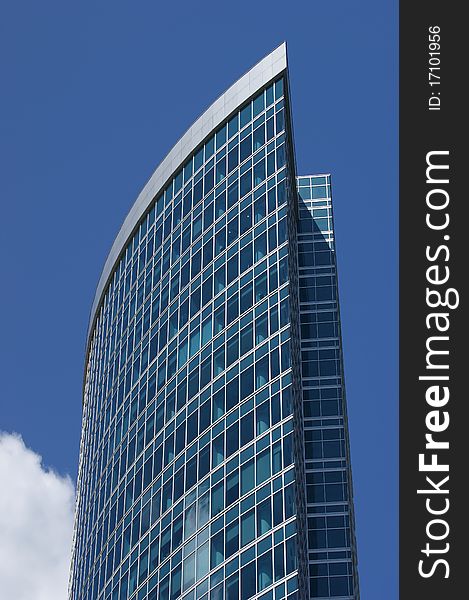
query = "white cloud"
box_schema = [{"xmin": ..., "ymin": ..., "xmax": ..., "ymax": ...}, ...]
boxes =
[{"xmin": 0, "ymin": 432, "xmax": 76, "ymax": 600}]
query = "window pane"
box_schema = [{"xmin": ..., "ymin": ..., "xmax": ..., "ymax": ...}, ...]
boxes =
[
  {"xmin": 255, "ymin": 355, "xmax": 269, "ymax": 389},
  {"xmin": 256, "ymin": 448, "xmax": 271, "ymax": 484},
  {"xmin": 183, "ymin": 552, "xmax": 196, "ymax": 590},
  {"xmin": 212, "ymin": 433, "xmax": 224, "ymax": 467},
  {"xmin": 241, "ymin": 459, "xmax": 254, "ymax": 495},
  {"xmin": 257, "ymin": 498, "xmax": 272, "ymax": 535},
  {"xmin": 196, "ymin": 541, "xmax": 209, "ymax": 579},
  {"xmin": 211, "ymin": 481, "xmax": 224, "ymax": 516},
  {"xmin": 241, "ymin": 509, "xmax": 255, "ymax": 546},
  {"xmin": 255, "ymin": 313, "xmax": 268, "ymax": 344},
  {"xmin": 184, "ymin": 503, "xmax": 197, "ymax": 540},
  {"xmin": 225, "ymin": 521, "xmax": 239, "ymax": 558},
  {"xmin": 257, "ymin": 551, "xmax": 273, "ymax": 591},
  {"xmin": 256, "ymin": 401, "xmax": 270, "ymax": 435},
  {"xmin": 241, "ymin": 561, "xmax": 256, "ymax": 600},
  {"xmin": 211, "ymin": 531, "xmax": 224, "ymax": 568}
]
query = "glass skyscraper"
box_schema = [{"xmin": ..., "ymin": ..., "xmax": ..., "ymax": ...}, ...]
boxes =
[{"xmin": 69, "ymin": 43, "xmax": 359, "ymax": 600}]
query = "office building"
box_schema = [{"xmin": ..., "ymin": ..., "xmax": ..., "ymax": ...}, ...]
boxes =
[{"xmin": 69, "ymin": 43, "xmax": 359, "ymax": 600}]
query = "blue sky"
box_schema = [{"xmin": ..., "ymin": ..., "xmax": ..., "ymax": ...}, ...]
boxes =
[{"xmin": 0, "ymin": 1, "xmax": 397, "ymax": 597}]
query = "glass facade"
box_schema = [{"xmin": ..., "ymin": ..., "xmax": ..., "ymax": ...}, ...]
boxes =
[
  {"xmin": 297, "ymin": 178, "xmax": 359, "ymax": 599},
  {"xmin": 70, "ymin": 46, "xmax": 359, "ymax": 600}
]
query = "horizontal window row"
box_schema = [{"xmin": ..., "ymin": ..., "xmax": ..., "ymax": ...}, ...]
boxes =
[
  {"xmin": 302, "ymin": 348, "xmax": 340, "ymax": 362},
  {"xmin": 297, "ymin": 248, "xmax": 333, "ymax": 269},
  {"xmin": 297, "ymin": 185, "xmax": 330, "ymax": 200},
  {"xmin": 308, "ymin": 560, "xmax": 352, "ymax": 579},
  {"xmin": 309, "ymin": 574, "xmax": 354, "ymax": 599},
  {"xmin": 303, "ymin": 399, "xmax": 343, "ymax": 419},
  {"xmin": 308, "ymin": 514, "xmax": 350, "ymax": 531},
  {"xmin": 308, "ymin": 527, "xmax": 351, "ymax": 551},
  {"xmin": 299, "ymin": 274, "xmax": 335, "ymax": 288},
  {"xmin": 299, "ymin": 207, "xmax": 330, "ymax": 219},
  {"xmin": 300, "ymin": 323, "xmax": 338, "ymax": 340},
  {"xmin": 301, "ymin": 361, "xmax": 340, "ymax": 380},
  {"xmin": 304, "ymin": 438, "xmax": 346, "ymax": 461},
  {"xmin": 298, "ymin": 199, "xmax": 330, "ymax": 212},
  {"xmin": 306, "ymin": 481, "xmax": 349, "ymax": 504},
  {"xmin": 305, "ymin": 427, "xmax": 345, "ymax": 443},
  {"xmin": 298, "ymin": 217, "xmax": 331, "ymax": 235},
  {"xmin": 297, "ymin": 175, "xmax": 329, "ymax": 186},
  {"xmin": 306, "ymin": 469, "xmax": 348, "ymax": 487},
  {"xmin": 299, "ymin": 285, "xmax": 336, "ymax": 304},
  {"xmin": 299, "ymin": 309, "xmax": 338, "ymax": 325}
]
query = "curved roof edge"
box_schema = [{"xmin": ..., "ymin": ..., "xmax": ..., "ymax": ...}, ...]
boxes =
[{"xmin": 87, "ymin": 42, "xmax": 288, "ymax": 345}]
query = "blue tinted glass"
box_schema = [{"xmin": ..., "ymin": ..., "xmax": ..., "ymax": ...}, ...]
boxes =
[
  {"xmin": 194, "ymin": 148, "xmax": 204, "ymax": 172},
  {"xmin": 73, "ymin": 52, "xmax": 357, "ymax": 600},
  {"xmin": 228, "ymin": 114, "xmax": 238, "ymax": 139},
  {"xmin": 253, "ymin": 91, "xmax": 265, "ymax": 117},
  {"xmin": 174, "ymin": 170, "xmax": 183, "ymax": 193},
  {"xmin": 216, "ymin": 125, "xmax": 226, "ymax": 149},
  {"xmin": 183, "ymin": 160, "xmax": 193, "ymax": 183},
  {"xmin": 240, "ymin": 104, "xmax": 252, "ymax": 128},
  {"xmin": 156, "ymin": 194, "xmax": 164, "ymax": 216},
  {"xmin": 205, "ymin": 136, "xmax": 214, "ymax": 159},
  {"xmin": 274, "ymin": 78, "xmax": 284, "ymax": 99},
  {"xmin": 312, "ymin": 185, "xmax": 327, "ymax": 199},
  {"xmin": 311, "ymin": 176, "xmax": 326, "ymax": 185}
]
